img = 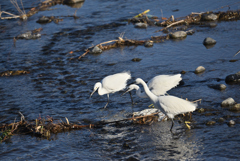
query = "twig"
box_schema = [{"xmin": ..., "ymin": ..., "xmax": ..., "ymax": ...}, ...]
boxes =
[
  {"xmin": 155, "ymin": 19, "xmax": 185, "ymax": 32},
  {"xmin": 233, "ymin": 49, "xmax": 240, "ymax": 57}
]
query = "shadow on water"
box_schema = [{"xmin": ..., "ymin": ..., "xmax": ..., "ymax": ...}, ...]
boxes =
[{"xmin": 0, "ymin": 0, "xmax": 240, "ymax": 160}]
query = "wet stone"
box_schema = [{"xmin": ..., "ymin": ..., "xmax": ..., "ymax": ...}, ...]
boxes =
[
  {"xmin": 208, "ymin": 84, "xmax": 227, "ymax": 90},
  {"xmin": 197, "ymin": 108, "xmax": 206, "ymax": 113},
  {"xmin": 195, "ymin": 66, "xmax": 205, "ymax": 74},
  {"xmin": 135, "ymin": 22, "xmax": 148, "ymax": 28},
  {"xmin": 144, "ymin": 40, "xmax": 153, "ymax": 47},
  {"xmin": 201, "ymin": 13, "xmax": 218, "ymax": 21},
  {"xmin": 229, "ymin": 104, "xmax": 240, "ymax": 111},
  {"xmin": 131, "ymin": 58, "xmax": 142, "ymax": 62},
  {"xmin": 64, "ymin": 0, "xmax": 85, "ymax": 4},
  {"xmin": 126, "ymin": 156, "xmax": 139, "ymax": 161},
  {"xmin": 218, "ymin": 117, "xmax": 225, "ymax": 123},
  {"xmin": 169, "ymin": 31, "xmax": 187, "ymax": 39},
  {"xmin": 186, "ymin": 29, "xmax": 195, "ymax": 35},
  {"xmin": 180, "ymin": 70, "xmax": 186, "ymax": 74},
  {"xmin": 90, "ymin": 46, "xmax": 102, "ymax": 54},
  {"xmin": 17, "ymin": 31, "xmax": 41, "ymax": 40},
  {"xmin": 206, "ymin": 121, "xmax": 216, "ymax": 125},
  {"xmin": 221, "ymin": 97, "xmax": 236, "ymax": 107},
  {"xmin": 36, "ymin": 16, "xmax": 53, "ymax": 23},
  {"xmin": 228, "ymin": 120, "xmax": 235, "ymax": 126},
  {"xmin": 203, "ymin": 37, "xmax": 217, "ymax": 45},
  {"xmin": 225, "ymin": 71, "xmax": 240, "ymax": 84}
]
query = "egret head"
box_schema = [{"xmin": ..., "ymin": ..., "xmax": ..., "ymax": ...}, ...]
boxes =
[
  {"xmin": 90, "ymin": 82, "xmax": 101, "ymax": 98},
  {"xmin": 135, "ymin": 78, "xmax": 142, "ymax": 84},
  {"xmin": 121, "ymin": 84, "xmax": 139, "ymax": 96}
]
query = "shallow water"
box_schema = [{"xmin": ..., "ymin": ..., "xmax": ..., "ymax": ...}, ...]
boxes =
[{"xmin": 0, "ymin": 0, "xmax": 240, "ymax": 160}]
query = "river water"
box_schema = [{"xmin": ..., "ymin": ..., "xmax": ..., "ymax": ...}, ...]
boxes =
[{"xmin": 0, "ymin": 0, "xmax": 240, "ymax": 160}]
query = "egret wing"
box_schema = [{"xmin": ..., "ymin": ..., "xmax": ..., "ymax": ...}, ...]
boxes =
[
  {"xmin": 102, "ymin": 71, "xmax": 131, "ymax": 93},
  {"xmin": 148, "ymin": 74, "xmax": 182, "ymax": 96},
  {"xmin": 159, "ymin": 95, "xmax": 197, "ymax": 118}
]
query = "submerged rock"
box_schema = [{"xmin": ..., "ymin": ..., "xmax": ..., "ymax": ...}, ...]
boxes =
[
  {"xmin": 228, "ymin": 120, "xmax": 235, "ymax": 126},
  {"xmin": 17, "ymin": 31, "xmax": 41, "ymax": 40},
  {"xmin": 64, "ymin": 0, "xmax": 85, "ymax": 4},
  {"xmin": 169, "ymin": 31, "xmax": 187, "ymax": 39},
  {"xmin": 131, "ymin": 58, "xmax": 142, "ymax": 62},
  {"xmin": 208, "ymin": 84, "xmax": 227, "ymax": 90},
  {"xmin": 201, "ymin": 13, "xmax": 218, "ymax": 21},
  {"xmin": 203, "ymin": 37, "xmax": 217, "ymax": 45},
  {"xmin": 221, "ymin": 97, "xmax": 236, "ymax": 107},
  {"xmin": 229, "ymin": 104, "xmax": 240, "ymax": 111},
  {"xmin": 144, "ymin": 40, "xmax": 153, "ymax": 47},
  {"xmin": 195, "ymin": 66, "xmax": 205, "ymax": 74},
  {"xmin": 225, "ymin": 71, "xmax": 240, "ymax": 84},
  {"xmin": 206, "ymin": 121, "xmax": 216, "ymax": 125},
  {"xmin": 90, "ymin": 46, "xmax": 102, "ymax": 54},
  {"xmin": 36, "ymin": 16, "xmax": 53, "ymax": 23},
  {"xmin": 218, "ymin": 117, "xmax": 225, "ymax": 123},
  {"xmin": 135, "ymin": 22, "xmax": 148, "ymax": 28}
]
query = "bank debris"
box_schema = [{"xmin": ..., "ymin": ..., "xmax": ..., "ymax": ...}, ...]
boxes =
[
  {"xmin": 0, "ymin": 70, "xmax": 30, "ymax": 77},
  {"xmin": 77, "ymin": 7, "xmax": 240, "ymax": 59},
  {"xmin": 0, "ymin": 110, "xmax": 195, "ymax": 142}
]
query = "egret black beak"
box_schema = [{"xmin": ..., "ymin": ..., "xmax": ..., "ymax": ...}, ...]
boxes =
[
  {"xmin": 90, "ymin": 90, "xmax": 96, "ymax": 98},
  {"xmin": 121, "ymin": 88, "xmax": 131, "ymax": 96}
]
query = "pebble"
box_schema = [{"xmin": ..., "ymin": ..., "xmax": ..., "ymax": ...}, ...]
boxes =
[
  {"xmin": 203, "ymin": 37, "xmax": 217, "ymax": 45},
  {"xmin": 229, "ymin": 104, "xmax": 240, "ymax": 111},
  {"xmin": 201, "ymin": 13, "xmax": 218, "ymax": 21},
  {"xmin": 208, "ymin": 84, "xmax": 227, "ymax": 90},
  {"xmin": 221, "ymin": 97, "xmax": 236, "ymax": 107},
  {"xmin": 131, "ymin": 58, "xmax": 142, "ymax": 62},
  {"xmin": 90, "ymin": 46, "xmax": 102, "ymax": 54},
  {"xmin": 228, "ymin": 120, "xmax": 235, "ymax": 126},
  {"xmin": 197, "ymin": 108, "xmax": 206, "ymax": 113},
  {"xmin": 195, "ymin": 66, "xmax": 205, "ymax": 74},
  {"xmin": 206, "ymin": 121, "xmax": 216, "ymax": 125},
  {"xmin": 17, "ymin": 31, "xmax": 41, "ymax": 40},
  {"xmin": 169, "ymin": 31, "xmax": 187, "ymax": 39},
  {"xmin": 36, "ymin": 16, "xmax": 53, "ymax": 23},
  {"xmin": 135, "ymin": 22, "xmax": 148, "ymax": 28},
  {"xmin": 225, "ymin": 71, "xmax": 240, "ymax": 84},
  {"xmin": 64, "ymin": 0, "xmax": 85, "ymax": 4},
  {"xmin": 218, "ymin": 118, "xmax": 225, "ymax": 123},
  {"xmin": 144, "ymin": 40, "xmax": 153, "ymax": 47},
  {"xmin": 186, "ymin": 29, "xmax": 195, "ymax": 35}
]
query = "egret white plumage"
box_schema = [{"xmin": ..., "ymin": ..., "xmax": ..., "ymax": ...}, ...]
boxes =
[
  {"xmin": 123, "ymin": 74, "xmax": 182, "ymax": 106},
  {"xmin": 90, "ymin": 71, "xmax": 131, "ymax": 108},
  {"xmin": 134, "ymin": 78, "xmax": 197, "ymax": 131}
]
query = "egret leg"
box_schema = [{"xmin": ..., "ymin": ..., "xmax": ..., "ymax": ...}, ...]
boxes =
[
  {"xmin": 185, "ymin": 121, "xmax": 191, "ymax": 129},
  {"xmin": 170, "ymin": 119, "xmax": 174, "ymax": 132},
  {"xmin": 129, "ymin": 91, "xmax": 134, "ymax": 105},
  {"xmin": 104, "ymin": 94, "xmax": 109, "ymax": 108}
]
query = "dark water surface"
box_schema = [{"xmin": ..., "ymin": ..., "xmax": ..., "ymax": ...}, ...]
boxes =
[{"xmin": 0, "ymin": 0, "xmax": 240, "ymax": 160}]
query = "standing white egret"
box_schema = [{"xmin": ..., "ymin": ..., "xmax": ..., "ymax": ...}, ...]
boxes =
[
  {"xmin": 134, "ymin": 78, "xmax": 197, "ymax": 131},
  {"xmin": 90, "ymin": 71, "xmax": 131, "ymax": 108}
]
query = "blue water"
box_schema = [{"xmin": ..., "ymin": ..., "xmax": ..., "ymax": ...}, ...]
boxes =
[{"xmin": 1, "ymin": 0, "xmax": 240, "ymax": 160}]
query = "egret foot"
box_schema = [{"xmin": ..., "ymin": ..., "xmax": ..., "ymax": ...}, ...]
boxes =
[
  {"xmin": 148, "ymin": 104, "xmax": 155, "ymax": 108},
  {"xmin": 185, "ymin": 121, "xmax": 191, "ymax": 129}
]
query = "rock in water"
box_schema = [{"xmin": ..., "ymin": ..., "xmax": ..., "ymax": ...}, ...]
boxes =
[
  {"xmin": 135, "ymin": 22, "xmax": 148, "ymax": 28},
  {"xmin": 203, "ymin": 37, "xmax": 217, "ymax": 45},
  {"xmin": 169, "ymin": 31, "xmax": 187, "ymax": 39},
  {"xmin": 221, "ymin": 97, "xmax": 236, "ymax": 107},
  {"xmin": 225, "ymin": 71, "xmax": 240, "ymax": 84},
  {"xmin": 144, "ymin": 40, "xmax": 153, "ymax": 47},
  {"xmin": 201, "ymin": 13, "xmax": 218, "ymax": 21},
  {"xmin": 195, "ymin": 66, "xmax": 205, "ymax": 74},
  {"xmin": 208, "ymin": 84, "xmax": 226, "ymax": 90},
  {"xmin": 90, "ymin": 46, "xmax": 102, "ymax": 54}
]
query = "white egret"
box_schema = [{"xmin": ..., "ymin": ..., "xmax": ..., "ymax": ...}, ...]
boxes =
[
  {"xmin": 90, "ymin": 71, "xmax": 131, "ymax": 108},
  {"xmin": 123, "ymin": 74, "xmax": 182, "ymax": 106},
  {"xmin": 134, "ymin": 78, "xmax": 197, "ymax": 131}
]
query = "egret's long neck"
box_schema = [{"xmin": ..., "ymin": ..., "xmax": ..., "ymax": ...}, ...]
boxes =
[
  {"xmin": 97, "ymin": 82, "xmax": 107, "ymax": 95},
  {"xmin": 138, "ymin": 79, "xmax": 158, "ymax": 101}
]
